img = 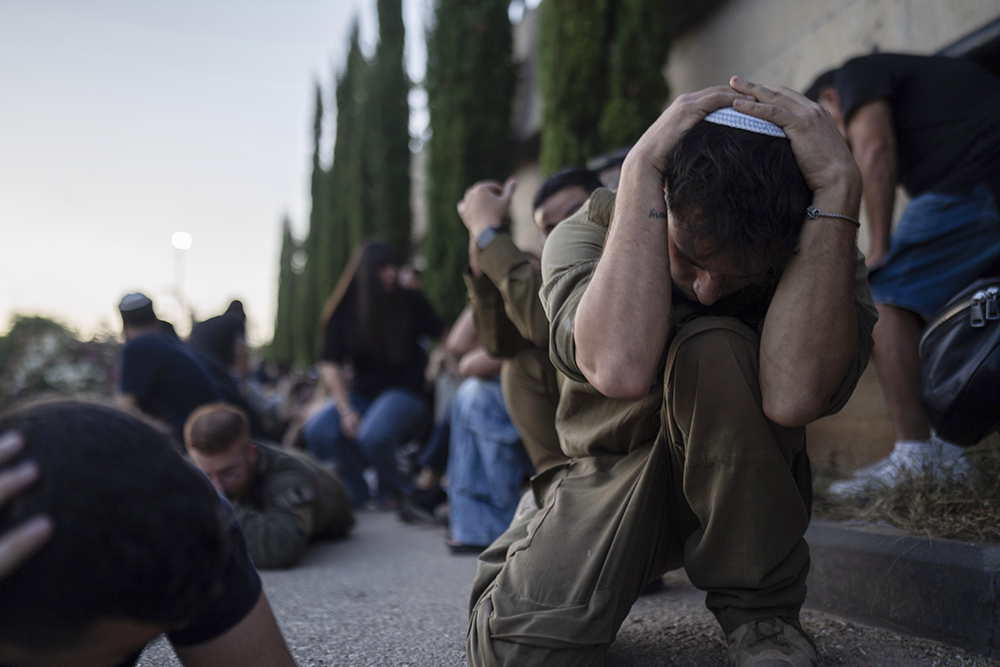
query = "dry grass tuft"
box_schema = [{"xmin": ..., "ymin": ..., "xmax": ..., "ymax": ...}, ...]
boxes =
[{"xmin": 814, "ymin": 433, "xmax": 1000, "ymax": 543}]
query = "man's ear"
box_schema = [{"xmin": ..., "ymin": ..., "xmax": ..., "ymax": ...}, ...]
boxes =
[{"xmin": 818, "ymin": 86, "xmax": 839, "ymax": 112}]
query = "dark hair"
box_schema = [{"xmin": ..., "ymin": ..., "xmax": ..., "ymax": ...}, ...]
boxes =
[
  {"xmin": 664, "ymin": 121, "xmax": 812, "ymax": 274},
  {"xmin": 804, "ymin": 68, "xmax": 839, "ymax": 102},
  {"xmin": 0, "ymin": 398, "xmax": 230, "ymax": 649},
  {"xmin": 532, "ymin": 168, "xmax": 604, "ymax": 211},
  {"xmin": 318, "ymin": 241, "xmax": 410, "ymax": 365},
  {"xmin": 185, "ymin": 402, "xmax": 249, "ymax": 454}
]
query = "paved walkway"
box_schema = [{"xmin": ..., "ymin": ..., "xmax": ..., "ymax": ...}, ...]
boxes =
[{"xmin": 138, "ymin": 511, "xmax": 998, "ymax": 666}]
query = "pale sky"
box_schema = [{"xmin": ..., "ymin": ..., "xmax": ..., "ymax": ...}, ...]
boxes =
[{"xmin": 0, "ymin": 0, "xmax": 429, "ymax": 347}]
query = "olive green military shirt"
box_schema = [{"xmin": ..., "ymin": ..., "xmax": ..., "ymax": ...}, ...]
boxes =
[
  {"xmin": 540, "ymin": 188, "xmax": 878, "ymax": 459},
  {"xmin": 464, "ymin": 233, "xmax": 549, "ymax": 357},
  {"xmin": 232, "ymin": 444, "xmax": 354, "ymax": 569}
]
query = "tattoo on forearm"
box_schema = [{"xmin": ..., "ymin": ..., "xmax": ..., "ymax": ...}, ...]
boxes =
[{"xmin": 648, "ymin": 209, "xmax": 667, "ymax": 220}]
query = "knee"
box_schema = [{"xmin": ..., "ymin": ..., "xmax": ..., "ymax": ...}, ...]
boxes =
[{"xmin": 668, "ymin": 318, "xmax": 761, "ymax": 395}]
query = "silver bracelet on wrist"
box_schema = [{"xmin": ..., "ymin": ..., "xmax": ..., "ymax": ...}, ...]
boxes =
[{"xmin": 805, "ymin": 206, "xmax": 860, "ymax": 228}]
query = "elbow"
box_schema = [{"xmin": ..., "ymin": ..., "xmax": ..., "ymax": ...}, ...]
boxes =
[
  {"xmin": 248, "ymin": 546, "xmax": 303, "ymax": 571},
  {"xmin": 580, "ymin": 357, "xmax": 655, "ymax": 401},
  {"xmin": 762, "ymin": 388, "xmax": 829, "ymax": 428}
]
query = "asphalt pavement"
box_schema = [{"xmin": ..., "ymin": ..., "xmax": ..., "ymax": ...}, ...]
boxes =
[{"xmin": 137, "ymin": 510, "xmax": 998, "ymax": 666}]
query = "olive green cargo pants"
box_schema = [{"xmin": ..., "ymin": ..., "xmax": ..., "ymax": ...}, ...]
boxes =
[
  {"xmin": 501, "ymin": 347, "xmax": 567, "ymax": 475},
  {"xmin": 467, "ymin": 317, "xmax": 813, "ymax": 666}
]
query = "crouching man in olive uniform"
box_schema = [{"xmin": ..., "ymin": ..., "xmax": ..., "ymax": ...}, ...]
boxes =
[{"xmin": 185, "ymin": 403, "xmax": 354, "ymax": 570}]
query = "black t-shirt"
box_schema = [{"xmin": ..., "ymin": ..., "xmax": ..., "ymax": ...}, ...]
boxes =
[
  {"xmin": 119, "ymin": 333, "xmax": 223, "ymax": 437},
  {"xmin": 835, "ymin": 53, "xmax": 1000, "ymax": 199},
  {"xmin": 320, "ymin": 288, "xmax": 444, "ymax": 401},
  {"xmin": 121, "ymin": 496, "xmax": 263, "ymax": 667}
]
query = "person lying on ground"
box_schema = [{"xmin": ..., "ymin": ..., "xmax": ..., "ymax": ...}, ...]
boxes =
[{"xmin": 185, "ymin": 402, "xmax": 354, "ymax": 570}]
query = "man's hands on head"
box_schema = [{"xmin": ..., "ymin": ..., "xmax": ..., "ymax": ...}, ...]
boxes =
[
  {"xmin": 729, "ymin": 77, "xmax": 863, "ymax": 427},
  {"xmin": 729, "ymin": 77, "xmax": 863, "ymax": 206},
  {"xmin": 0, "ymin": 432, "xmax": 53, "ymax": 580},
  {"xmin": 576, "ymin": 86, "xmax": 750, "ymax": 399},
  {"xmin": 628, "ymin": 86, "xmax": 753, "ymax": 177},
  {"xmin": 457, "ymin": 179, "xmax": 516, "ymax": 237}
]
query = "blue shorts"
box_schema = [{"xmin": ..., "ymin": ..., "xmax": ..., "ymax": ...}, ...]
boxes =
[{"xmin": 868, "ymin": 183, "xmax": 1000, "ymax": 320}]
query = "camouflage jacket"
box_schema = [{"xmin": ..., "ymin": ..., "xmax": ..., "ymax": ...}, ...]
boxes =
[{"xmin": 232, "ymin": 444, "xmax": 354, "ymax": 569}]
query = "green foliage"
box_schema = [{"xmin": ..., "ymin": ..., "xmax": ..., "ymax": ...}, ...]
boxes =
[
  {"xmin": 599, "ymin": 0, "xmax": 671, "ymax": 149},
  {"xmin": 0, "ymin": 315, "xmax": 118, "ymax": 405},
  {"xmin": 293, "ymin": 84, "xmax": 329, "ymax": 364},
  {"xmin": 366, "ymin": 0, "xmax": 412, "ymax": 256},
  {"xmin": 537, "ymin": 0, "xmax": 671, "ymax": 174},
  {"xmin": 424, "ymin": 0, "xmax": 515, "ymax": 321},
  {"xmin": 536, "ymin": 0, "xmax": 611, "ymax": 174},
  {"xmin": 334, "ymin": 23, "xmax": 374, "ymax": 252},
  {"xmin": 269, "ymin": 217, "xmax": 298, "ymax": 367}
]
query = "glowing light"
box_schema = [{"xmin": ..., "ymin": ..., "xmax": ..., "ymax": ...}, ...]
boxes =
[{"xmin": 171, "ymin": 232, "xmax": 192, "ymax": 250}]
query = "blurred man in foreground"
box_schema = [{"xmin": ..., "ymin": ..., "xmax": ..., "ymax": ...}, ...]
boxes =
[{"xmin": 0, "ymin": 398, "xmax": 296, "ymax": 667}]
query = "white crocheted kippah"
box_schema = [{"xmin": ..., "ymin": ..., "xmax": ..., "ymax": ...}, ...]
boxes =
[{"xmin": 703, "ymin": 107, "xmax": 786, "ymax": 138}]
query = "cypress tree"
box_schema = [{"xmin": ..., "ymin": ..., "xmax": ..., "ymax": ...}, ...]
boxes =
[
  {"xmin": 424, "ymin": 0, "xmax": 515, "ymax": 321},
  {"xmin": 270, "ymin": 217, "xmax": 298, "ymax": 367},
  {"xmin": 296, "ymin": 83, "xmax": 328, "ymax": 363},
  {"xmin": 325, "ymin": 22, "xmax": 367, "ymax": 316},
  {"xmin": 598, "ymin": 0, "xmax": 670, "ymax": 149},
  {"xmin": 536, "ymin": 0, "xmax": 611, "ymax": 174},
  {"xmin": 366, "ymin": 0, "xmax": 412, "ymax": 256},
  {"xmin": 340, "ymin": 24, "xmax": 374, "ymax": 249}
]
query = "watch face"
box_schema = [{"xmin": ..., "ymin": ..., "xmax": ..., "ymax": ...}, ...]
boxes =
[{"xmin": 477, "ymin": 227, "xmax": 500, "ymax": 250}]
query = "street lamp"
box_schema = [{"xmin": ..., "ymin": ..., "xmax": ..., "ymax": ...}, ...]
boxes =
[{"xmin": 171, "ymin": 232, "xmax": 192, "ymax": 327}]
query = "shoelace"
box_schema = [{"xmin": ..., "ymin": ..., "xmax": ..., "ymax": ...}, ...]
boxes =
[{"xmin": 746, "ymin": 620, "xmax": 793, "ymax": 649}]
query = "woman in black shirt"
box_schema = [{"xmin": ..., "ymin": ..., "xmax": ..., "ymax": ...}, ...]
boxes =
[{"xmin": 301, "ymin": 242, "xmax": 444, "ymax": 507}]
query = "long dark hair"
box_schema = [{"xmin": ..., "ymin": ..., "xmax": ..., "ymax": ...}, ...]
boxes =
[{"xmin": 318, "ymin": 241, "xmax": 411, "ymax": 365}]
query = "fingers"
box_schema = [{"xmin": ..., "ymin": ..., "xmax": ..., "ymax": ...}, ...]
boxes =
[
  {"xmin": 0, "ymin": 431, "xmax": 23, "ymax": 465},
  {"xmin": 729, "ymin": 76, "xmax": 825, "ymax": 126},
  {"xmin": 0, "ymin": 461, "xmax": 40, "ymax": 506},
  {"xmin": 0, "ymin": 432, "xmax": 36, "ymax": 507},
  {"xmin": 500, "ymin": 178, "xmax": 517, "ymax": 202},
  {"xmin": 0, "ymin": 515, "xmax": 53, "ymax": 580},
  {"xmin": 0, "ymin": 431, "xmax": 51, "ymax": 580}
]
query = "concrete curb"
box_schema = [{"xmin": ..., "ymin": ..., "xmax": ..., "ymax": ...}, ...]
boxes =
[{"xmin": 805, "ymin": 519, "xmax": 1000, "ymax": 660}]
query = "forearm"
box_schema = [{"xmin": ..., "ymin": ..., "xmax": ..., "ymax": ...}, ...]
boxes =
[
  {"xmin": 856, "ymin": 144, "xmax": 896, "ymax": 259},
  {"xmin": 233, "ymin": 504, "xmax": 311, "ymax": 570},
  {"xmin": 760, "ymin": 181, "xmax": 863, "ymax": 426},
  {"xmin": 479, "ymin": 236, "xmax": 549, "ymax": 348},
  {"xmin": 846, "ymin": 101, "xmax": 897, "ymax": 261},
  {"xmin": 457, "ymin": 348, "xmax": 504, "ymax": 378},
  {"xmin": 445, "ymin": 308, "xmax": 478, "ymax": 358},
  {"xmin": 318, "ymin": 362, "xmax": 351, "ymax": 412},
  {"xmin": 574, "ymin": 155, "xmax": 671, "ymax": 399},
  {"xmin": 176, "ymin": 593, "xmax": 296, "ymax": 667}
]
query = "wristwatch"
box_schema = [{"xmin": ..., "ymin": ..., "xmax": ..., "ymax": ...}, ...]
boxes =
[{"xmin": 476, "ymin": 226, "xmax": 501, "ymax": 250}]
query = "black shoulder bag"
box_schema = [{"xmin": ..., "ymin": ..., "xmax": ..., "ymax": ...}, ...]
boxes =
[{"xmin": 919, "ymin": 276, "xmax": 1000, "ymax": 445}]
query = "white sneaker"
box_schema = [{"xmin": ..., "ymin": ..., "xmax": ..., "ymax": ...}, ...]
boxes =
[{"xmin": 828, "ymin": 439, "xmax": 973, "ymax": 500}]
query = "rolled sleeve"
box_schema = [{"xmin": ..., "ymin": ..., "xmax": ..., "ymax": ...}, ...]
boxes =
[{"xmin": 540, "ymin": 189, "xmax": 616, "ymax": 383}]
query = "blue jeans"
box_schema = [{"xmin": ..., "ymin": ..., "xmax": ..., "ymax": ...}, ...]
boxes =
[
  {"xmin": 869, "ymin": 184, "xmax": 1000, "ymax": 319},
  {"xmin": 447, "ymin": 377, "xmax": 532, "ymax": 546},
  {"xmin": 302, "ymin": 388, "xmax": 428, "ymax": 507}
]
